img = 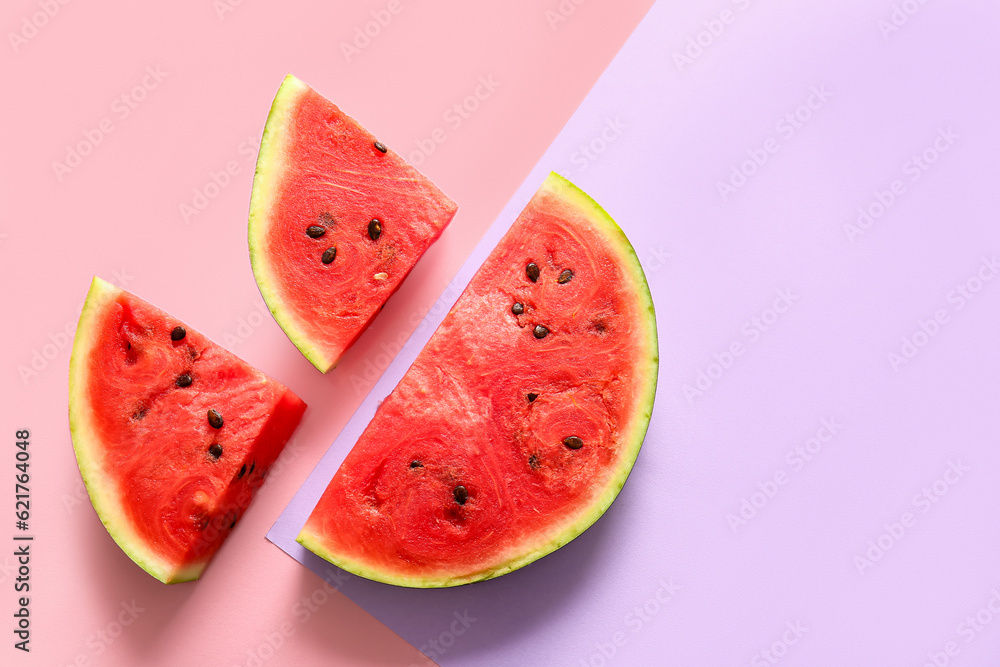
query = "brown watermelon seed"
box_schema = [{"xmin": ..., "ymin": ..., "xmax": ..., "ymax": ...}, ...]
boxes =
[
  {"xmin": 410, "ymin": 460, "xmax": 423, "ymax": 469},
  {"xmin": 511, "ymin": 302, "xmax": 524, "ymax": 315},
  {"xmin": 557, "ymin": 269, "xmax": 574, "ymax": 284},
  {"xmin": 563, "ymin": 436, "xmax": 583, "ymax": 450},
  {"xmin": 238, "ymin": 464, "xmax": 247, "ymax": 479},
  {"xmin": 208, "ymin": 409, "xmax": 224, "ymax": 429},
  {"xmin": 171, "ymin": 326, "xmax": 186, "ymax": 341},
  {"xmin": 208, "ymin": 443, "xmax": 223, "ymax": 459},
  {"xmin": 306, "ymin": 225, "xmax": 326, "ymax": 238},
  {"xmin": 374, "ymin": 140, "xmax": 387, "ymax": 154},
  {"xmin": 321, "ymin": 246, "xmax": 337, "ymax": 264},
  {"xmin": 528, "ymin": 454, "xmax": 540, "ymax": 469},
  {"xmin": 533, "ymin": 325, "xmax": 549, "ymax": 339},
  {"xmin": 249, "ymin": 461, "xmax": 256, "ymax": 475},
  {"xmin": 176, "ymin": 373, "xmax": 193, "ymax": 388},
  {"xmin": 526, "ymin": 262, "xmax": 540, "ymax": 282},
  {"xmin": 453, "ymin": 485, "xmax": 468, "ymax": 505},
  {"xmin": 527, "ymin": 393, "xmax": 538, "ymax": 402},
  {"xmin": 368, "ymin": 218, "xmax": 382, "ymax": 241}
]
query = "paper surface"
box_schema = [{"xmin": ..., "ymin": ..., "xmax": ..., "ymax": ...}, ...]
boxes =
[{"xmin": 270, "ymin": 1, "xmax": 1000, "ymax": 664}]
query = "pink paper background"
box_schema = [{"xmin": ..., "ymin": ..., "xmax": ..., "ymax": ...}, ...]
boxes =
[{"xmin": 0, "ymin": 1, "xmax": 654, "ymax": 665}]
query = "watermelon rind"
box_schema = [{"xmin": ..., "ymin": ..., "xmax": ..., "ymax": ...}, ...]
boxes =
[
  {"xmin": 247, "ymin": 75, "xmax": 327, "ymax": 371},
  {"xmin": 68, "ymin": 277, "xmax": 207, "ymax": 584},
  {"xmin": 297, "ymin": 172, "xmax": 658, "ymax": 587}
]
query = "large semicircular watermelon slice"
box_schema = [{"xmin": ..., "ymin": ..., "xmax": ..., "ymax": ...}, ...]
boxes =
[
  {"xmin": 69, "ymin": 278, "xmax": 307, "ymax": 583},
  {"xmin": 248, "ymin": 74, "xmax": 458, "ymax": 373},
  {"xmin": 297, "ymin": 173, "xmax": 658, "ymax": 587}
]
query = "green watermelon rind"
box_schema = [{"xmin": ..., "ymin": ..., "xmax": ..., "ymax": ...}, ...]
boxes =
[
  {"xmin": 68, "ymin": 277, "xmax": 207, "ymax": 584},
  {"xmin": 247, "ymin": 74, "xmax": 334, "ymax": 373},
  {"xmin": 297, "ymin": 172, "xmax": 659, "ymax": 587}
]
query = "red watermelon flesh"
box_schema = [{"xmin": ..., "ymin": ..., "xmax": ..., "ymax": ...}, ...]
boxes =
[
  {"xmin": 69, "ymin": 277, "xmax": 307, "ymax": 583},
  {"xmin": 298, "ymin": 173, "xmax": 658, "ymax": 587},
  {"xmin": 249, "ymin": 74, "xmax": 458, "ymax": 373}
]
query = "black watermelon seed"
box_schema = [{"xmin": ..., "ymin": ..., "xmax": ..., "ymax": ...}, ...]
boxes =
[
  {"xmin": 176, "ymin": 373, "xmax": 193, "ymax": 388},
  {"xmin": 528, "ymin": 454, "xmax": 540, "ymax": 469},
  {"xmin": 238, "ymin": 464, "xmax": 247, "ymax": 479},
  {"xmin": 208, "ymin": 443, "xmax": 223, "ymax": 459},
  {"xmin": 306, "ymin": 225, "xmax": 326, "ymax": 238},
  {"xmin": 527, "ymin": 392, "xmax": 538, "ymax": 402},
  {"xmin": 368, "ymin": 218, "xmax": 382, "ymax": 241},
  {"xmin": 526, "ymin": 262, "xmax": 540, "ymax": 282},
  {"xmin": 321, "ymin": 246, "xmax": 337, "ymax": 264},
  {"xmin": 249, "ymin": 461, "xmax": 256, "ymax": 475},
  {"xmin": 557, "ymin": 269, "xmax": 574, "ymax": 284},
  {"xmin": 171, "ymin": 326, "xmax": 186, "ymax": 341},
  {"xmin": 208, "ymin": 409, "xmax": 224, "ymax": 429},
  {"xmin": 453, "ymin": 485, "xmax": 468, "ymax": 505},
  {"xmin": 132, "ymin": 405, "xmax": 147, "ymax": 421},
  {"xmin": 563, "ymin": 436, "xmax": 584, "ymax": 450},
  {"xmin": 511, "ymin": 302, "xmax": 524, "ymax": 315},
  {"xmin": 228, "ymin": 515, "xmax": 237, "ymax": 529},
  {"xmin": 410, "ymin": 460, "xmax": 423, "ymax": 469},
  {"xmin": 533, "ymin": 325, "xmax": 549, "ymax": 339},
  {"xmin": 374, "ymin": 140, "xmax": 387, "ymax": 154}
]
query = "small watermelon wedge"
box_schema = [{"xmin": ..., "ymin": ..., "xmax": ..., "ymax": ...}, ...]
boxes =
[
  {"xmin": 248, "ymin": 74, "xmax": 458, "ymax": 372},
  {"xmin": 297, "ymin": 173, "xmax": 658, "ymax": 587},
  {"xmin": 69, "ymin": 277, "xmax": 307, "ymax": 583}
]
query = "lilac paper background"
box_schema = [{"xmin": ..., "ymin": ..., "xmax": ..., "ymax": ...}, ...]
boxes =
[{"xmin": 270, "ymin": 1, "xmax": 1000, "ymax": 664}]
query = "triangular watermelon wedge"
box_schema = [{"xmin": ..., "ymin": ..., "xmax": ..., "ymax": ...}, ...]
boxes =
[
  {"xmin": 297, "ymin": 173, "xmax": 658, "ymax": 587},
  {"xmin": 69, "ymin": 277, "xmax": 307, "ymax": 583},
  {"xmin": 248, "ymin": 74, "xmax": 458, "ymax": 372}
]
